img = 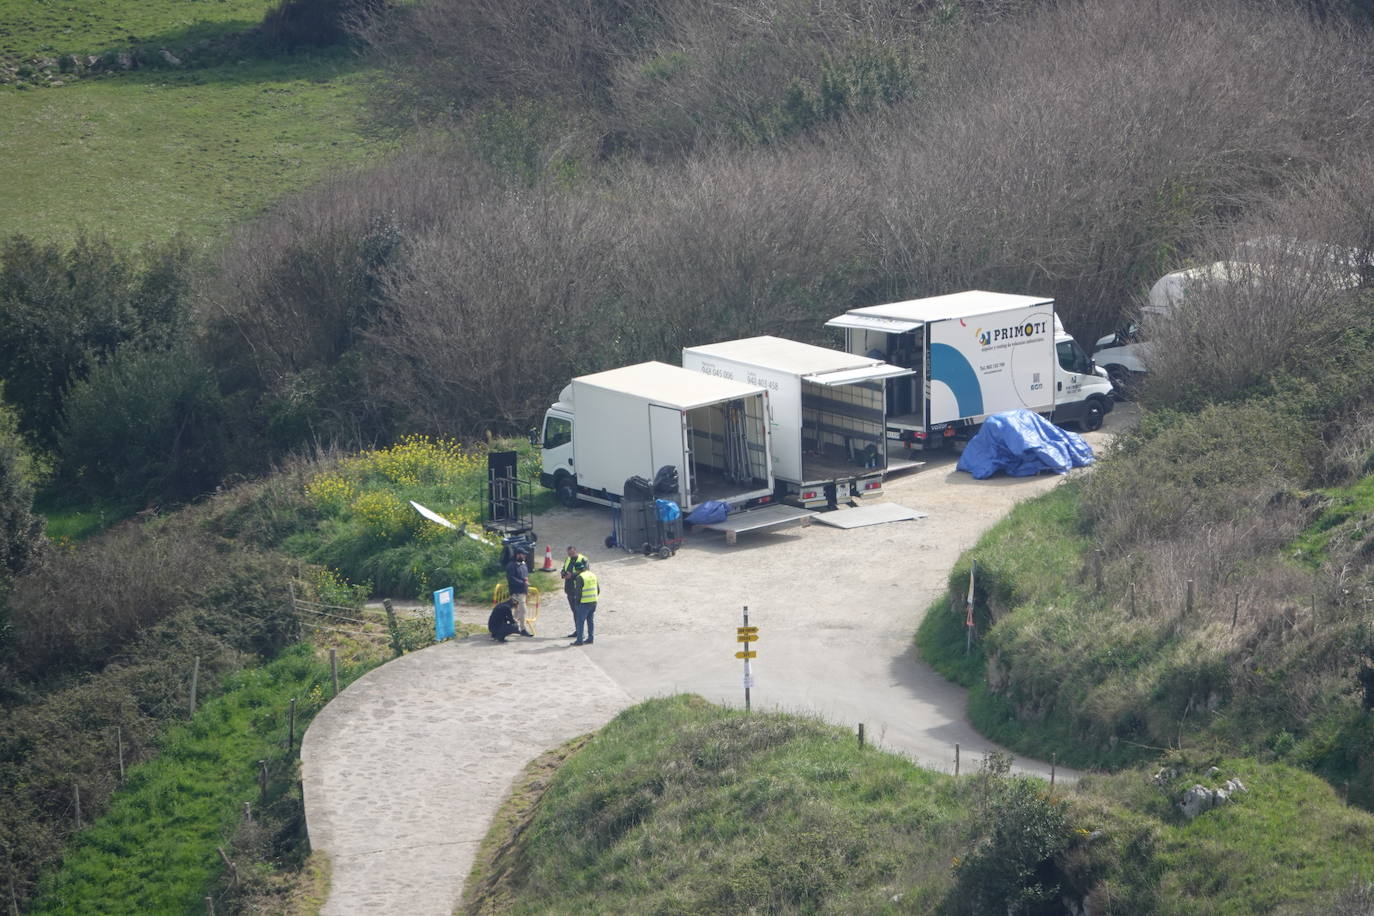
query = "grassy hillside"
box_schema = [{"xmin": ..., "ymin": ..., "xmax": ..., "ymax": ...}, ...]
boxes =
[
  {"xmin": 464, "ymin": 696, "xmax": 1374, "ymax": 914},
  {"xmin": 0, "ymin": 0, "xmax": 276, "ymax": 60},
  {"xmin": 0, "ymin": 0, "xmax": 392, "ymax": 245}
]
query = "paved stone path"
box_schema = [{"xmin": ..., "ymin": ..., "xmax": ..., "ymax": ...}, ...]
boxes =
[
  {"xmin": 301, "ymin": 641, "xmax": 633, "ymax": 916},
  {"xmin": 301, "ymin": 412, "xmax": 1129, "ymax": 914}
]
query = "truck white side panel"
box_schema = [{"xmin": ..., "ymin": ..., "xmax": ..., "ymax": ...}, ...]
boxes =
[
  {"xmin": 927, "ymin": 306, "xmax": 1055, "ymax": 424},
  {"xmin": 648, "ymin": 404, "xmax": 687, "ymax": 485},
  {"xmin": 570, "ymin": 382, "xmax": 657, "ymax": 497}
]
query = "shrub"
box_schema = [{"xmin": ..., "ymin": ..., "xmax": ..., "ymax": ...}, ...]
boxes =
[
  {"xmin": 0, "ymin": 233, "xmax": 193, "ymax": 449},
  {"xmin": 948, "ymin": 766, "xmax": 1074, "ymax": 915},
  {"xmin": 0, "ymin": 392, "xmax": 46, "ymax": 589},
  {"xmin": 57, "ymin": 344, "xmax": 227, "ymax": 505},
  {"xmin": 260, "ymin": 0, "xmax": 387, "ymax": 51}
]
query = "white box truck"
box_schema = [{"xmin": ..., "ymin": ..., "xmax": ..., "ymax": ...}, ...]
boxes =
[
  {"xmin": 539, "ymin": 361, "xmax": 775, "ymax": 511},
  {"xmin": 826, "ymin": 291, "xmax": 1081, "ymax": 452},
  {"xmin": 681, "ymin": 336, "xmax": 914, "ymax": 509}
]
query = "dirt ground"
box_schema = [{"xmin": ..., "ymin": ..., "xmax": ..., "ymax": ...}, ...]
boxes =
[{"xmin": 460, "ymin": 408, "xmax": 1129, "ymax": 643}]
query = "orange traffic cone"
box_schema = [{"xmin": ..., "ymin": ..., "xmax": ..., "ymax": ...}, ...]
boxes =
[{"xmin": 542, "ymin": 545, "xmax": 555, "ymax": 572}]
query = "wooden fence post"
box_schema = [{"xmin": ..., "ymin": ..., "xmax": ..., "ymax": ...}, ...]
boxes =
[
  {"xmin": 955, "ymin": 743, "xmax": 960, "ymax": 777},
  {"xmin": 1185, "ymin": 579, "xmax": 1194, "ymax": 618},
  {"xmin": 287, "ymin": 698, "xmax": 297, "ymax": 752},
  {"xmin": 189, "ymin": 655, "xmax": 201, "ymax": 718},
  {"xmin": 1231, "ymin": 594, "xmax": 1239, "ymax": 630},
  {"xmin": 330, "ymin": 648, "xmax": 340, "ymax": 697},
  {"xmin": 857, "ymin": 723, "xmax": 865, "ymax": 748}
]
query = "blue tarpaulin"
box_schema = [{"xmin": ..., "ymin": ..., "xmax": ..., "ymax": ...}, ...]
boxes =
[
  {"xmin": 956, "ymin": 410, "xmax": 1095, "ymax": 479},
  {"xmin": 685, "ymin": 500, "xmax": 729, "ymax": 525},
  {"xmin": 656, "ymin": 499, "xmax": 681, "ymax": 522}
]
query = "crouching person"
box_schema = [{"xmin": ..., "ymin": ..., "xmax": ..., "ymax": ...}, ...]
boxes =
[{"xmin": 488, "ymin": 597, "xmax": 520, "ymax": 643}]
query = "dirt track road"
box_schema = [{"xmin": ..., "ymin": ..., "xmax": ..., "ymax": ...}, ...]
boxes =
[{"xmin": 303, "ymin": 409, "xmax": 1129, "ymax": 915}]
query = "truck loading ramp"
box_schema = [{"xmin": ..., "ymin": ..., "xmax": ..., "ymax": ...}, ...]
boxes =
[{"xmin": 696, "ymin": 503, "xmax": 816, "ymax": 545}]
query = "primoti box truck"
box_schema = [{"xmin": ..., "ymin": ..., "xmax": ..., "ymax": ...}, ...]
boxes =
[
  {"xmin": 681, "ymin": 336, "xmax": 913, "ymax": 509},
  {"xmin": 826, "ymin": 291, "xmax": 1066, "ymax": 453},
  {"xmin": 539, "ymin": 361, "xmax": 774, "ymax": 512}
]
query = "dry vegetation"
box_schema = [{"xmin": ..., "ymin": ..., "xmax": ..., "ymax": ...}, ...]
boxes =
[{"xmin": 197, "ymin": 0, "xmax": 1374, "ymax": 452}]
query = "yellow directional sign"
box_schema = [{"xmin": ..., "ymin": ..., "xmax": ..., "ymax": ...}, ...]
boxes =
[
  {"xmin": 737, "ymin": 633, "xmax": 759, "ymax": 643},
  {"xmin": 737, "ymin": 626, "xmax": 759, "ymax": 635},
  {"xmin": 735, "ymin": 650, "xmax": 757, "ymax": 659}
]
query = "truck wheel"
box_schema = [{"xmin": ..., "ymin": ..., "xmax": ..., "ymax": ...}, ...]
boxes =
[
  {"xmin": 1079, "ymin": 399, "xmax": 1105, "ymax": 432},
  {"xmin": 657, "ymin": 546, "xmax": 672, "ymax": 559},
  {"xmin": 555, "ymin": 475, "xmax": 578, "ymax": 508}
]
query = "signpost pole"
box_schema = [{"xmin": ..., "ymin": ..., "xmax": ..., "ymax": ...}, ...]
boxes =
[{"xmin": 743, "ymin": 606, "xmax": 751, "ymax": 714}]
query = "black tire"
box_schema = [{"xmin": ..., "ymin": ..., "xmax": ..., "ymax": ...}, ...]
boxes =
[
  {"xmin": 1079, "ymin": 399, "xmax": 1105, "ymax": 432},
  {"xmin": 604, "ymin": 535, "xmax": 616, "ymax": 549},
  {"xmin": 642, "ymin": 542, "xmax": 654, "ymax": 556},
  {"xmin": 657, "ymin": 546, "xmax": 672, "ymax": 559},
  {"xmin": 555, "ymin": 475, "xmax": 578, "ymax": 508}
]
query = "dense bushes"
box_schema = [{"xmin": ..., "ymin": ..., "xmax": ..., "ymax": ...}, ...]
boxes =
[
  {"xmin": 0, "ymin": 515, "xmax": 301, "ymax": 909},
  {"xmin": 57, "ymin": 344, "xmax": 227, "ymax": 504},
  {"xmin": 0, "ymin": 233, "xmax": 193, "ymax": 450},
  {"xmin": 191, "ymin": 0, "xmax": 1374, "ymax": 456}
]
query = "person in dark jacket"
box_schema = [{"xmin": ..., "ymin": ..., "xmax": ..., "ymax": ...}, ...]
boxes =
[
  {"xmin": 506, "ymin": 550, "xmax": 532, "ymax": 636},
  {"xmin": 487, "ymin": 598, "xmax": 520, "ymax": 642}
]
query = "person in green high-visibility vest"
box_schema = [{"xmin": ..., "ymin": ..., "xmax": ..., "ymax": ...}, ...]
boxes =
[
  {"xmin": 560, "ymin": 545, "xmax": 588, "ymax": 638},
  {"xmin": 570, "ymin": 559, "xmax": 599, "ymax": 646}
]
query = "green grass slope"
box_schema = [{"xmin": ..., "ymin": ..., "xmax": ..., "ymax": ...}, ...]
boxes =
[
  {"xmin": 0, "ymin": 57, "xmax": 387, "ymax": 244},
  {"xmin": 0, "ymin": 0, "xmax": 394, "ymax": 244},
  {"xmin": 465, "ymin": 696, "xmax": 1374, "ymax": 914},
  {"xmin": 0, "ymin": 0, "xmax": 274, "ymax": 60}
]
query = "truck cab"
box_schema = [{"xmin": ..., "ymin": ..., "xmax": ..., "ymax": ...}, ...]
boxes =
[
  {"xmin": 1051, "ymin": 331, "xmax": 1114, "ymax": 431},
  {"xmin": 539, "ymin": 387, "xmax": 578, "ymax": 507}
]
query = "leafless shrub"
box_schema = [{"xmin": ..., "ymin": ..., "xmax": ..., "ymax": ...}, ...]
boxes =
[
  {"xmin": 1144, "ymin": 153, "xmax": 1374, "ymax": 407},
  {"xmin": 357, "ymin": 0, "xmax": 668, "ymax": 126},
  {"xmin": 855, "ymin": 0, "xmax": 1374, "ymax": 343},
  {"xmin": 1321, "ymin": 407, "xmax": 1374, "ymax": 486}
]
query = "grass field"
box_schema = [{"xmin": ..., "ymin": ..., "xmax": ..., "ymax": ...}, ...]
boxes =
[
  {"xmin": 0, "ymin": 0, "xmax": 277, "ymax": 60},
  {"xmin": 0, "ymin": 0, "xmax": 396, "ymax": 245},
  {"xmin": 0, "ymin": 55, "xmax": 388, "ymax": 244}
]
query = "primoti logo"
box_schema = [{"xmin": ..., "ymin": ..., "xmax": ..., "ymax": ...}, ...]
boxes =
[{"xmin": 977, "ymin": 319, "xmax": 1048, "ymax": 347}]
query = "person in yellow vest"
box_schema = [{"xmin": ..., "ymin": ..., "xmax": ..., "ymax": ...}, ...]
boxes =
[
  {"xmin": 560, "ymin": 545, "xmax": 588, "ymax": 638},
  {"xmin": 570, "ymin": 558, "xmax": 599, "ymax": 646}
]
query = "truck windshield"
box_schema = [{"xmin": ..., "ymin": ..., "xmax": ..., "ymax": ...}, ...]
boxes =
[
  {"xmin": 543, "ymin": 416, "xmax": 571, "ymax": 449},
  {"xmin": 1056, "ymin": 341, "xmax": 1093, "ymax": 375}
]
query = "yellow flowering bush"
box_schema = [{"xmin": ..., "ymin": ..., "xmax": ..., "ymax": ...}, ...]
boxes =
[
  {"xmin": 350, "ymin": 490, "xmax": 415, "ymax": 539},
  {"xmin": 305, "ymin": 472, "xmax": 357, "ymax": 513},
  {"xmin": 351, "ymin": 434, "xmax": 484, "ymax": 488}
]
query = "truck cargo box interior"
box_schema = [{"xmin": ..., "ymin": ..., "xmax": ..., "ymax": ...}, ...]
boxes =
[
  {"xmin": 799, "ymin": 379, "xmax": 885, "ymax": 480},
  {"xmin": 686, "ymin": 398, "xmax": 769, "ymax": 501}
]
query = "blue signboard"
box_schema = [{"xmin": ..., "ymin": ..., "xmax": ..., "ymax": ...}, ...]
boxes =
[{"xmin": 433, "ymin": 586, "xmax": 455, "ymax": 641}]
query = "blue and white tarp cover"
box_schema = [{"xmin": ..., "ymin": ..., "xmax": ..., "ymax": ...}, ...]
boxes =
[
  {"xmin": 956, "ymin": 410, "xmax": 1095, "ymax": 479},
  {"xmin": 685, "ymin": 500, "xmax": 730, "ymax": 525}
]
